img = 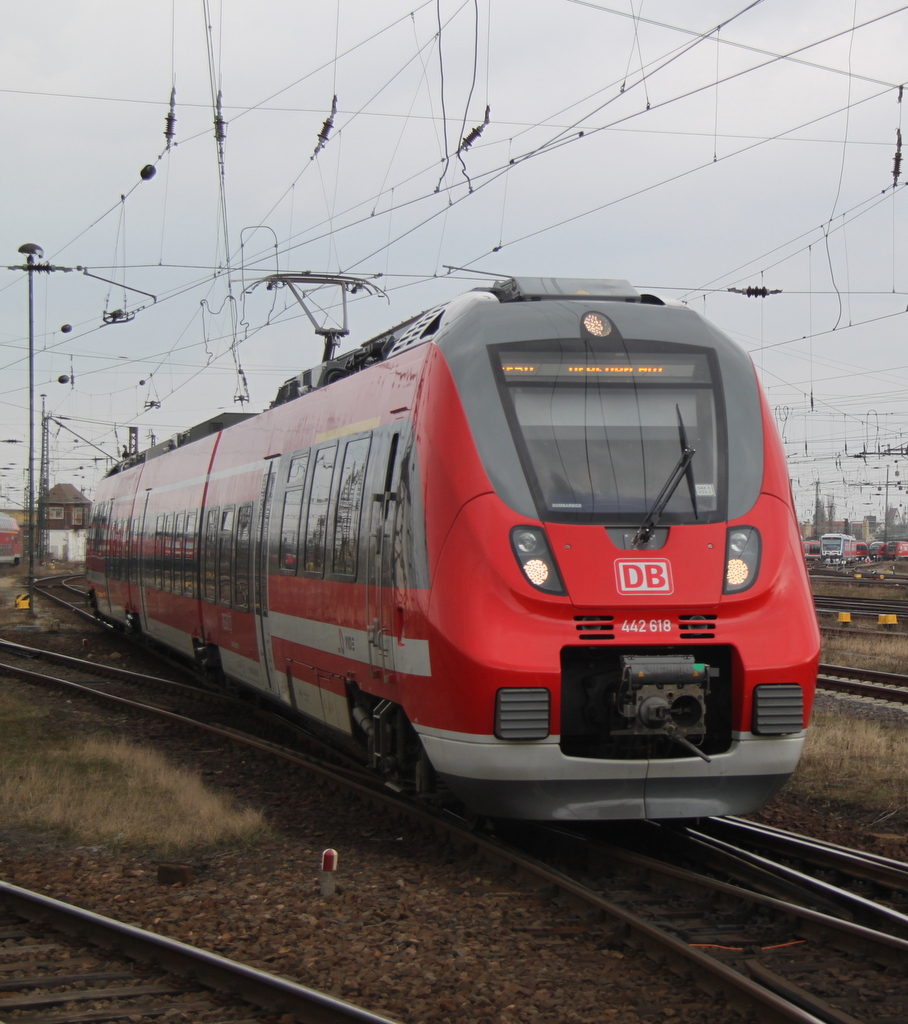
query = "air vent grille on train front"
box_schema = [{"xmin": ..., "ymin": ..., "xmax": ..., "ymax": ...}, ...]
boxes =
[
  {"xmin": 752, "ymin": 684, "xmax": 803, "ymax": 735},
  {"xmin": 679, "ymin": 614, "xmax": 717, "ymax": 638},
  {"xmin": 495, "ymin": 688, "xmax": 551, "ymax": 740},
  {"xmin": 574, "ymin": 615, "xmax": 615, "ymax": 640}
]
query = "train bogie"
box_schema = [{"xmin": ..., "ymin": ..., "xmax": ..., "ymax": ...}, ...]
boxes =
[{"xmin": 88, "ymin": 276, "xmax": 819, "ymax": 821}]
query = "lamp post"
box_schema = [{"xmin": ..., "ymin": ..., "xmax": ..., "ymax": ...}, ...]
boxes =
[{"xmin": 17, "ymin": 243, "xmax": 43, "ymax": 612}]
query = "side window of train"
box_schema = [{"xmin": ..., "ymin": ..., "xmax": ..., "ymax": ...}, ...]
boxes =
[
  {"xmin": 333, "ymin": 436, "xmax": 371, "ymax": 577},
  {"xmin": 163, "ymin": 513, "xmax": 175, "ymax": 592},
  {"xmin": 279, "ymin": 452, "xmax": 310, "ymax": 573},
  {"xmin": 184, "ymin": 511, "xmax": 198, "ymax": 597},
  {"xmin": 88, "ymin": 505, "xmax": 98, "ymax": 546},
  {"xmin": 304, "ymin": 446, "xmax": 337, "ymax": 575},
  {"xmin": 154, "ymin": 514, "xmax": 166, "ymax": 590},
  {"xmin": 203, "ymin": 508, "xmax": 219, "ymax": 602},
  {"xmin": 89, "ymin": 503, "xmax": 102, "ymax": 548},
  {"xmin": 217, "ymin": 506, "xmax": 235, "ymax": 605},
  {"xmin": 100, "ymin": 502, "xmax": 111, "ymax": 556},
  {"xmin": 108, "ymin": 518, "xmax": 119, "ymax": 579},
  {"xmin": 234, "ymin": 502, "xmax": 253, "ymax": 610},
  {"xmin": 109, "ymin": 518, "xmax": 118, "ymax": 579},
  {"xmin": 173, "ymin": 512, "xmax": 185, "ymax": 596},
  {"xmin": 382, "ymin": 433, "xmax": 401, "ymax": 588},
  {"xmin": 129, "ymin": 517, "xmax": 141, "ymax": 585}
]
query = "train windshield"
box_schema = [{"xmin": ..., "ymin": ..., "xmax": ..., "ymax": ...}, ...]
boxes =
[{"xmin": 493, "ymin": 342, "xmax": 724, "ymax": 524}]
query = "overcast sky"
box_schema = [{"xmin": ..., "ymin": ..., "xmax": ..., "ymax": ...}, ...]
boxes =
[{"xmin": 3, "ymin": 0, "xmax": 908, "ymax": 527}]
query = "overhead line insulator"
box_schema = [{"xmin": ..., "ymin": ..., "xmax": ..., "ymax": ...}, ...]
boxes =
[
  {"xmin": 313, "ymin": 95, "xmax": 338, "ymax": 158},
  {"xmin": 164, "ymin": 86, "xmax": 177, "ymax": 150},
  {"xmin": 727, "ymin": 286, "xmax": 783, "ymax": 298},
  {"xmin": 459, "ymin": 105, "xmax": 491, "ymax": 153}
]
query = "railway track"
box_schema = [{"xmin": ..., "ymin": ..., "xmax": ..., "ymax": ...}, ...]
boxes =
[
  {"xmin": 816, "ymin": 663, "xmax": 908, "ymax": 706},
  {"xmin": 16, "ymin": 572, "xmax": 908, "ymax": 1021},
  {"xmin": 4, "ymin": 630, "xmax": 908, "ymax": 1022},
  {"xmin": 814, "ymin": 594, "xmax": 908, "ymax": 617},
  {"xmin": 810, "ymin": 568, "xmax": 908, "ymax": 579},
  {"xmin": 494, "ymin": 815, "xmax": 908, "ymax": 1024},
  {"xmin": 0, "ymin": 879, "xmax": 400, "ymax": 1023}
]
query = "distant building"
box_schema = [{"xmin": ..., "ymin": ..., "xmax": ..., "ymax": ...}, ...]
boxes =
[{"xmin": 41, "ymin": 483, "xmax": 91, "ymax": 562}]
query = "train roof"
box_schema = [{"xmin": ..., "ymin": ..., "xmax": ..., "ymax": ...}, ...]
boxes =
[
  {"xmin": 0, "ymin": 512, "xmax": 19, "ymax": 532},
  {"xmin": 104, "ymin": 276, "xmax": 680, "ymax": 476},
  {"xmin": 269, "ymin": 276, "xmax": 668, "ymax": 406}
]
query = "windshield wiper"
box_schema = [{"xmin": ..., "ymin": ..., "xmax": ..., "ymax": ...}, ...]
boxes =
[{"xmin": 631, "ymin": 406, "xmax": 698, "ymax": 549}]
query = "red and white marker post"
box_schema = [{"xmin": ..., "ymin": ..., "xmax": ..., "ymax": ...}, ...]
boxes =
[{"xmin": 320, "ymin": 848, "xmax": 338, "ymax": 896}]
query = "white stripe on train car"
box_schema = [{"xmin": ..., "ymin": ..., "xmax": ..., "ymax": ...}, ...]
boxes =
[{"xmin": 268, "ymin": 611, "xmax": 432, "ymax": 677}]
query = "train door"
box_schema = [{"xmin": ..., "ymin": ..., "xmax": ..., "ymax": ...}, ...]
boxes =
[
  {"xmin": 366, "ymin": 433, "xmax": 400, "ymax": 683},
  {"xmin": 126, "ymin": 510, "xmax": 143, "ymax": 623},
  {"xmin": 253, "ymin": 460, "xmax": 280, "ymax": 695}
]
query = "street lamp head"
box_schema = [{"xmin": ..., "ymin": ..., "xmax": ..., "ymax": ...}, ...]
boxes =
[{"xmin": 17, "ymin": 243, "xmax": 44, "ymax": 258}]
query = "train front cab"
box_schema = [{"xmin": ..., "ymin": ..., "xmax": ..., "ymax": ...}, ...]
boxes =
[{"xmin": 414, "ymin": 286, "xmax": 820, "ymax": 820}]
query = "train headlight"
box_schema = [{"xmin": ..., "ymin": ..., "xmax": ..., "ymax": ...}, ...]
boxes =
[
  {"xmin": 513, "ymin": 529, "xmax": 539, "ymax": 554},
  {"xmin": 510, "ymin": 526, "xmax": 566, "ymax": 595},
  {"xmin": 581, "ymin": 311, "xmax": 613, "ymax": 338},
  {"xmin": 723, "ymin": 526, "xmax": 760, "ymax": 594}
]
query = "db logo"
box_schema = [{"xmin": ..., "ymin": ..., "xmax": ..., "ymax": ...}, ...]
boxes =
[{"xmin": 615, "ymin": 559, "xmax": 674, "ymax": 594}]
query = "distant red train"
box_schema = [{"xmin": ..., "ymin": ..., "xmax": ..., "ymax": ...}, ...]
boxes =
[
  {"xmin": 87, "ymin": 276, "xmax": 819, "ymax": 821},
  {"xmin": 801, "ymin": 539, "xmax": 821, "ymax": 563},
  {"xmin": 0, "ymin": 512, "xmax": 21, "ymax": 566}
]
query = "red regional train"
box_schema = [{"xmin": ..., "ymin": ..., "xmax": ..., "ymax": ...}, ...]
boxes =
[
  {"xmin": 801, "ymin": 540, "xmax": 821, "ymax": 563},
  {"xmin": 0, "ymin": 512, "xmax": 21, "ymax": 566},
  {"xmin": 87, "ymin": 277, "xmax": 819, "ymax": 821}
]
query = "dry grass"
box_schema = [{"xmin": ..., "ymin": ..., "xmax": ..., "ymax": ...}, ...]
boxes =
[
  {"xmin": 787, "ymin": 712, "xmax": 908, "ymax": 819},
  {"xmin": 821, "ymin": 628, "xmax": 908, "ymax": 673},
  {"xmin": 812, "ymin": 580, "xmax": 908, "ymax": 601},
  {"xmin": 807, "ymin": 625, "xmax": 908, "ymax": 816},
  {"xmin": 0, "ymin": 691, "xmax": 269, "ymax": 852}
]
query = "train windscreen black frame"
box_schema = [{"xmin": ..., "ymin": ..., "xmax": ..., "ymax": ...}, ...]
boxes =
[{"xmin": 491, "ymin": 338, "xmax": 728, "ymax": 525}]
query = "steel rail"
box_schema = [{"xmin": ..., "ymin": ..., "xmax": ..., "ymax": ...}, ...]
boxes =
[
  {"xmin": 32, "ymin": 573, "xmax": 107, "ymax": 627},
  {"xmin": 677, "ymin": 825, "xmax": 908, "ymax": 938},
  {"xmin": 814, "ymin": 594, "xmax": 908, "ymax": 615},
  {"xmin": 712, "ymin": 817, "xmax": 908, "ymax": 892},
  {"xmin": 819, "ymin": 662, "xmax": 908, "ymax": 687},
  {"xmin": 501, "ymin": 819, "xmax": 908, "ymax": 1023},
  {"xmin": 534, "ymin": 822, "xmax": 908, "ymax": 967},
  {"xmin": 817, "ymin": 677, "xmax": 908, "ymax": 704},
  {"xmin": 0, "ymin": 633, "xmax": 198, "ymax": 690},
  {"xmin": 0, "ymin": 880, "xmax": 401, "ymax": 1024}
]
